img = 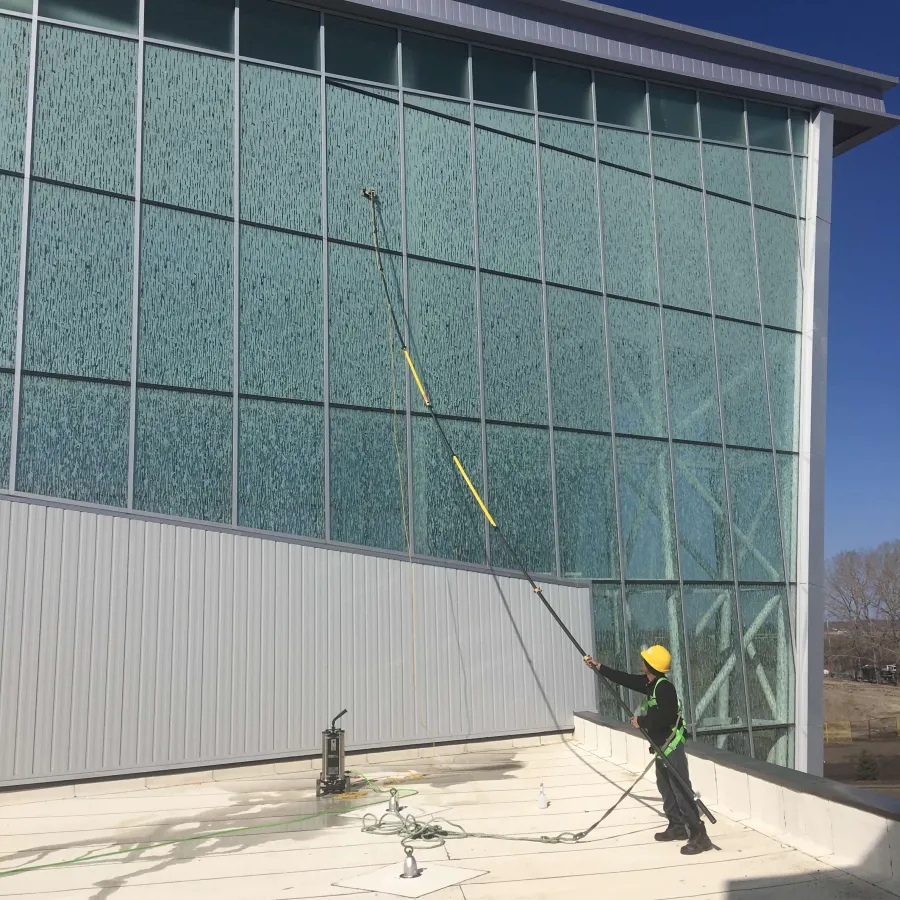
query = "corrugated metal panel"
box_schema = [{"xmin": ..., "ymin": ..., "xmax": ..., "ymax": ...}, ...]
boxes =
[
  {"xmin": 0, "ymin": 498, "xmax": 594, "ymax": 786},
  {"xmin": 345, "ymin": 0, "xmax": 888, "ymax": 116}
]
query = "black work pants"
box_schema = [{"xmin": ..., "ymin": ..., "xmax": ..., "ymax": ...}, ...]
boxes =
[{"xmin": 655, "ymin": 742, "xmax": 701, "ymax": 827}]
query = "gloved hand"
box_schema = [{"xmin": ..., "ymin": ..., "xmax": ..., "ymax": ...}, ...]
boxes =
[{"xmin": 583, "ymin": 657, "xmax": 601, "ymax": 671}]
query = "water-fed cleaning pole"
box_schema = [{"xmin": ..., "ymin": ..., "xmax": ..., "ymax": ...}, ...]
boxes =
[{"xmin": 362, "ymin": 187, "xmax": 715, "ymax": 827}]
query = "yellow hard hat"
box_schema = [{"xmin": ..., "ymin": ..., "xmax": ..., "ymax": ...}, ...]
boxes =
[{"xmin": 640, "ymin": 645, "xmax": 671, "ymax": 674}]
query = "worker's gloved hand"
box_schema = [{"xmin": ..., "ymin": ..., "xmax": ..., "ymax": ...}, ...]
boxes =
[
  {"xmin": 584, "ymin": 656, "xmax": 601, "ymax": 671},
  {"xmin": 631, "ymin": 715, "xmax": 639, "ymax": 729}
]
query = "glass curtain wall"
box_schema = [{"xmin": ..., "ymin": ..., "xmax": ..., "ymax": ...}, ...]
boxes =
[{"xmin": 0, "ymin": 0, "xmax": 806, "ymax": 766}]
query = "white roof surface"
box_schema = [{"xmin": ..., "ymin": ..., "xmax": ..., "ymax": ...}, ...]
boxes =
[{"xmin": 0, "ymin": 737, "xmax": 893, "ymax": 899}]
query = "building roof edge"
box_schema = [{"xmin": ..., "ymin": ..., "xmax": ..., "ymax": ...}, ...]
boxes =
[{"xmin": 523, "ymin": 0, "xmax": 898, "ymax": 91}]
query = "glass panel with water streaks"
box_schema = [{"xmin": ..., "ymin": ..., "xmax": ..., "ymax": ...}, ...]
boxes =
[
  {"xmin": 683, "ymin": 586, "xmax": 747, "ymax": 730},
  {"xmin": 238, "ymin": 398, "xmax": 324, "ymax": 538},
  {"xmin": 142, "ymin": 46, "xmax": 233, "ymax": 215},
  {"xmin": 33, "ymin": 26, "xmax": 136, "ymax": 194},
  {"xmin": 616, "ymin": 438, "xmax": 678, "ymax": 580},
  {"xmin": 26, "ymin": 183, "xmax": 133, "ymax": 381},
  {"xmin": 17, "ymin": 375, "xmax": 129, "ymax": 507}
]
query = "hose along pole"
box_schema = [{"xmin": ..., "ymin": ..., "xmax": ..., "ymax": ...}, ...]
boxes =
[{"xmin": 362, "ymin": 189, "xmax": 715, "ymax": 825}]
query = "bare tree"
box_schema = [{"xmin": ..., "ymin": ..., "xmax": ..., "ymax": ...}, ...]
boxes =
[{"xmin": 826, "ymin": 541, "xmax": 900, "ymax": 674}]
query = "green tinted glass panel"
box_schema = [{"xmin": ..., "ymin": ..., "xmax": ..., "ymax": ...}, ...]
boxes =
[
  {"xmin": 407, "ymin": 259, "xmax": 478, "ymax": 418},
  {"xmin": 238, "ymin": 399, "xmax": 324, "ymax": 538},
  {"xmin": 485, "ymin": 423, "xmax": 553, "ymax": 574},
  {"xmin": 134, "ymin": 387, "xmax": 232, "ymax": 522},
  {"xmin": 738, "ymin": 586, "xmax": 794, "ymax": 724},
  {"xmin": 555, "ymin": 431, "xmax": 617, "ymax": 579},
  {"xmin": 701, "ymin": 143, "xmax": 749, "ymax": 201},
  {"xmin": 790, "ymin": 111, "xmax": 808, "ymax": 155},
  {"xmin": 404, "ymin": 106, "xmax": 473, "ymax": 265},
  {"xmin": 325, "ymin": 15, "xmax": 397, "ymax": 85},
  {"xmin": 651, "ymin": 136, "xmax": 700, "ymax": 187},
  {"xmin": 474, "ymin": 105, "xmax": 533, "ymax": 139},
  {"xmin": 616, "ymin": 438, "xmax": 677, "ymax": 580},
  {"xmin": 480, "ymin": 274, "xmax": 546, "ymax": 425},
  {"xmin": 240, "ymin": 0, "xmax": 319, "ymax": 70},
  {"xmin": 649, "ymin": 84, "xmax": 697, "ymax": 137},
  {"xmin": 607, "ymin": 299, "xmax": 666, "ymax": 438},
  {"xmin": 595, "ymin": 73, "xmax": 646, "ymax": 130},
  {"xmin": 540, "ymin": 146, "xmax": 600, "ymax": 291},
  {"xmin": 0, "ymin": 174, "xmax": 21, "ymax": 369},
  {"xmin": 239, "ymin": 226, "xmax": 322, "ymax": 401},
  {"xmin": 777, "ymin": 452, "xmax": 798, "ymax": 583},
  {"xmin": 142, "ymin": 46, "xmax": 232, "ymax": 215},
  {"xmin": 240, "ymin": 65, "xmax": 320, "ymax": 234},
  {"xmin": 700, "ymin": 94, "xmax": 745, "ymax": 144},
  {"xmin": 765, "ymin": 328, "xmax": 800, "ymax": 452},
  {"xmin": 547, "ymin": 287, "xmax": 608, "ymax": 432},
  {"xmin": 539, "ymin": 117, "xmax": 593, "ymax": 157},
  {"xmin": 330, "ymin": 407, "xmax": 407, "ymax": 552},
  {"xmin": 793, "ymin": 156, "xmax": 807, "ymax": 218},
  {"xmin": 25, "ymin": 183, "xmax": 132, "ymax": 380},
  {"xmin": 624, "ymin": 584, "xmax": 689, "ymax": 717},
  {"xmin": 404, "ymin": 94, "xmax": 468, "ymax": 119},
  {"xmin": 326, "ymin": 83, "xmax": 401, "ymax": 250},
  {"xmin": 697, "ymin": 730, "xmax": 752, "ymax": 757},
  {"xmin": 401, "ymin": 31, "xmax": 467, "ymax": 98},
  {"xmin": 592, "ymin": 584, "xmax": 627, "ymax": 721},
  {"xmin": 33, "ymin": 27, "xmax": 136, "ymax": 194},
  {"xmin": 536, "ymin": 60, "xmax": 590, "ymax": 119},
  {"xmin": 750, "ymin": 150, "xmax": 795, "ymax": 215},
  {"xmin": 716, "ymin": 319, "xmax": 770, "ymax": 449},
  {"xmin": 0, "ymin": 15, "xmax": 29, "ymax": 173},
  {"xmin": 663, "ymin": 308, "xmax": 719, "ymax": 443},
  {"xmin": 476, "ymin": 128, "xmax": 539, "ymax": 278},
  {"xmin": 728, "ymin": 450, "xmax": 784, "ymax": 582},
  {"xmin": 17, "ymin": 376, "xmax": 128, "ymax": 506},
  {"xmin": 654, "ymin": 181, "xmax": 709, "ymax": 312},
  {"xmin": 1, "ymin": 0, "xmax": 34, "ymax": 12},
  {"xmin": 755, "ymin": 208, "xmax": 801, "ymax": 331},
  {"xmin": 328, "ymin": 242, "xmax": 404, "ymax": 411},
  {"xmin": 746, "ymin": 103, "xmax": 789, "ymax": 152},
  {"xmin": 709, "ymin": 730, "xmax": 753, "ymax": 762},
  {"xmin": 412, "ymin": 415, "xmax": 484, "ymax": 564},
  {"xmin": 599, "ymin": 166, "xmax": 656, "ymax": 302},
  {"xmin": 139, "ymin": 205, "xmax": 232, "ymax": 391},
  {"xmin": 0, "ymin": 373, "xmax": 10, "ymax": 488},
  {"xmin": 673, "ymin": 444, "xmax": 732, "ymax": 581},
  {"xmin": 706, "ymin": 195, "xmax": 758, "ymax": 322},
  {"xmin": 752, "ymin": 725, "xmax": 793, "ymax": 766},
  {"xmin": 145, "ymin": 0, "xmax": 234, "ymax": 53},
  {"xmin": 597, "ymin": 127, "xmax": 649, "ymax": 173},
  {"xmin": 683, "ymin": 587, "xmax": 746, "ymax": 729},
  {"xmin": 471, "ymin": 47, "xmax": 533, "ymax": 110}
]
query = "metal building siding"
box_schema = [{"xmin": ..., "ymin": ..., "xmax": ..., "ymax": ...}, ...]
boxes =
[{"xmin": 0, "ymin": 498, "xmax": 593, "ymax": 786}]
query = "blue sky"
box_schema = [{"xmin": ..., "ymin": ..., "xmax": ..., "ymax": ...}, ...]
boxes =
[{"xmin": 602, "ymin": 0, "xmax": 900, "ymax": 558}]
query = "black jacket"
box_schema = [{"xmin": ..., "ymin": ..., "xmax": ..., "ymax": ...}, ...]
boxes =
[{"xmin": 598, "ymin": 664, "xmax": 681, "ymax": 747}]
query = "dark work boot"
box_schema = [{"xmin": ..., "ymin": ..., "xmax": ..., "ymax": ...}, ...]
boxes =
[
  {"xmin": 680, "ymin": 821, "xmax": 714, "ymax": 855},
  {"xmin": 655, "ymin": 822, "xmax": 689, "ymax": 842}
]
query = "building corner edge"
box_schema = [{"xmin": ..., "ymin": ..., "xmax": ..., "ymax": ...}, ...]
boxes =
[{"xmin": 794, "ymin": 107, "xmax": 833, "ymax": 775}]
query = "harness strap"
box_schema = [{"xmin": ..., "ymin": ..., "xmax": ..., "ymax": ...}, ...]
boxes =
[{"xmin": 638, "ymin": 676, "xmax": 687, "ymax": 757}]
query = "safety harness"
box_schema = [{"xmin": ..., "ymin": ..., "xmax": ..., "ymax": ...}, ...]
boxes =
[{"xmin": 639, "ymin": 676, "xmax": 686, "ymax": 756}]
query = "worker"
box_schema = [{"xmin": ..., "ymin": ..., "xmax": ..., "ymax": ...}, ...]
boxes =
[{"xmin": 585, "ymin": 646, "xmax": 713, "ymax": 855}]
